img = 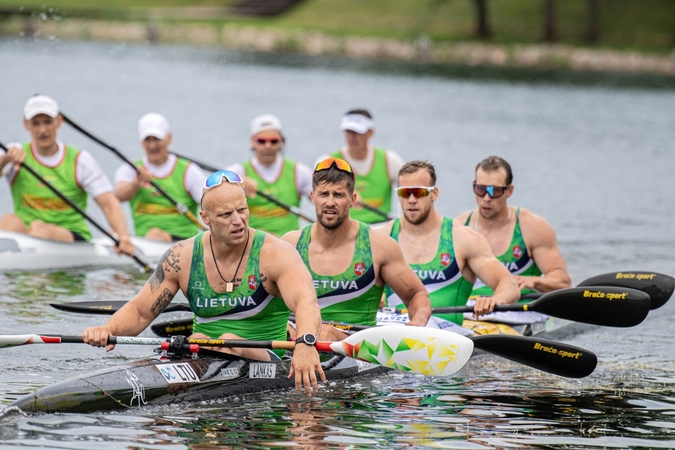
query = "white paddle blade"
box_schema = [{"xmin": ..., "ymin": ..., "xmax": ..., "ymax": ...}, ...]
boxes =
[
  {"xmin": 0, "ymin": 334, "xmax": 61, "ymax": 348},
  {"xmin": 329, "ymin": 327, "xmax": 474, "ymax": 376}
]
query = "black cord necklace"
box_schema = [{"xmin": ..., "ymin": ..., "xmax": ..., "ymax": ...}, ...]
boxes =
[{"xmin": 209, "ymin": 230, "xmax": 249, "ymax": 293}]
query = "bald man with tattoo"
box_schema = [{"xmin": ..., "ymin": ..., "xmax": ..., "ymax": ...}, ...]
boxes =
[{"xmin": 82, "ymin": 170, "xmax": 326, "ymax": 396}]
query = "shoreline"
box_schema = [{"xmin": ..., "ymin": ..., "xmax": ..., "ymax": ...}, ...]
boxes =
[{"xmin": 3, "ymin": 16, "xmax": 674, "ymax": 76}]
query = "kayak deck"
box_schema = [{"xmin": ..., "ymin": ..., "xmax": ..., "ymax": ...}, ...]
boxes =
[{"xmin": 10, "ymin": 350, "xmax": 387, "ymax": 413}]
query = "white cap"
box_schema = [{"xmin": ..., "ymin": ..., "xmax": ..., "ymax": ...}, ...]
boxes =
[
  {"xmin": 138, "ymin": 113, "xmax": 170, "ymax": 141},
  {"xmin": 23, "ymin": 95, "xmax": 59, "ymax": 120},
  {"xmin": 250, "ymin": 114, "xmax": 282, "ymax": 136},
  {"xmin": 340, "ymin": 113, "xmax": 374, "ymax": 134}
]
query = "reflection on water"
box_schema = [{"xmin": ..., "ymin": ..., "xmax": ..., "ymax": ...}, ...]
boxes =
[{"xmin": 2, "ymin": 368, "xmax": 675, "ymax": 448}]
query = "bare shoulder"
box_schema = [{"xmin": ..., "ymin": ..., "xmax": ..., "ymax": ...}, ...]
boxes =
[
  {"xmin": 517, "ymin": 208, "xmax": 559, "ymax": 245},
  {"xmin": 454, "ymin": 210, "xmax": 471, "ymax": 224},
  {"xmin": 518, "ymin": 208, "xmax": 556, "ymax": 231},
  {"xmin": 451, "ymin": 219, "xmax": 491, "ymax": 253},
  {"xmin": 260, "ymin": 232, "xmax": 301, "ymax": 262},
  {"xmin": 280, "ymin": 229, "xmax": 302, "ymax": 247},
  {"xmin": 373, "ymin": 219, "xmax": 394, "ymax": 235},
  {"xmin": 148, "ymin": 237, "xmax": 194, "ymax": 290},
  {"xmin": 368, "ymin": 226, "xmax": 403, "ymax": 262}
]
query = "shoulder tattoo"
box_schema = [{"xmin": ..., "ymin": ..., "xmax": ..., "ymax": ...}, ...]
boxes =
[{"xmin": 148, "ymin": 244, "xmax": 183, "ymax": 293}]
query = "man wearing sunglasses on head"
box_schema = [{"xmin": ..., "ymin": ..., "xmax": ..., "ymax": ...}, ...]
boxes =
[
  {"xmin": 225, "ymin": 114, "xmax": 313, "ymax": 237},
  {"xmin": 456, "ymin": 156, "xmax": 571, "ymax": 296},
  {"xmin": 83, "ymin": 170, "xmax": 326, "ymax": 397},
  {"xmin": 377, "ymin": 160, "xmax": 520, "ymax": 329},
  {"xmin": 280, "ymin": 157, "xmax": 432, "ymax": 341},
  {"xmin": 315, "ymin": 109, "xmax": 405, "ymax": 224}
]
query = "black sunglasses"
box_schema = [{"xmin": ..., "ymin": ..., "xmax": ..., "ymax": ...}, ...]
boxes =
[{"xmin": 473, "ymin": 183, "xmax": 509, "ymax": 198}]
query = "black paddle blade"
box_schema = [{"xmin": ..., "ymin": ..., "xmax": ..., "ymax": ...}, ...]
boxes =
[
  {"xmin": 50, "ymin": 301, "xmax": 192, "ymax": 315},
  {"xmin": 151, "ymin": 319, "xmax": 193, "ymax": 338},
  {"xmin": 472, "ymin": 335, "xmax": 597, "ymax": 378},
  {"xmin": 531, "ymin": 286, "xmax": 651, "ymax": 327},
  {"xmin": 577, "ymin": 271, "xmax": 675, "ymax": 310}
]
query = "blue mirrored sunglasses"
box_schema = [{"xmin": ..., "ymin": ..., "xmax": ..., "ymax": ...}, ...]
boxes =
[{"xmin": 204, "ymin": 170, "xmax": 244, "ymax": 189}]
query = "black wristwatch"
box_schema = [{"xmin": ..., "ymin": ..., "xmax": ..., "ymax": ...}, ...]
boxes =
[{"xmin": 295, "ymin": 333, "xmax": 317, "ymax": 346}]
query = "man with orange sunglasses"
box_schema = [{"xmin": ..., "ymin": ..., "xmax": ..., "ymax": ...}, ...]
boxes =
[
  {"xmin": 456, "ymin": 156, "xmax": 572, "ymax": 296},
  {"xmin": 281, "ymin": 157, "xmax": 432, "ymax": 340},
  {"xmin": 378, "ymin": 160, "xmax": 520, "ymax": 328}
]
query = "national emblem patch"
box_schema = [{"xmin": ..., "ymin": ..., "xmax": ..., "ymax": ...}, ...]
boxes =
[{"xmin": 354, "ymin": 262, "xmax": 365, "ymax": 276}]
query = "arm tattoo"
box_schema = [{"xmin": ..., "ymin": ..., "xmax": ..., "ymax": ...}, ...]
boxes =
[
  {"xmin": 148, "ymin": 246, "xmax": 182, "ymax": 293},
  {"xmin": 150, "ymin": 288, "xmax": 175, "ymax": 318}
]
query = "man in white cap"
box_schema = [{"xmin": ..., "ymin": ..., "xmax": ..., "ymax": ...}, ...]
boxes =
[
  {"xmin": 0, "ymin": 95, "xmax": 135, "ymax": 256},
  {"xmin": 114, "ymin": 113, "xmax": 207, "ymax": 242},
  {"xmin": 225, "ymin": 114, "xmax": 312, "ymax": 237},
  {"xmin": 317, "ymin": 108, "xmax": 405, "ymax": 225}
]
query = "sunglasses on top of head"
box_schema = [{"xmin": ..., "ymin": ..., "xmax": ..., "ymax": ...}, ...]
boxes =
[
  {"xmin": 472, "ymin": 183, "xmax": 509, "ymax": 198},
  {"xmin": 396, "ymin": 186, "xmax": 436, "ymax": 198},
  {"xmin": 204, "ymin": 170, "xmax": 244, "ymax": 190},
  {"xmin": 313, "ymin": 157, "xmax": 356, "ymax": 181}
]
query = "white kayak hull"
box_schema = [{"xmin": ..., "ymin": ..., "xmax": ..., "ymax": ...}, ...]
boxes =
[{"xmin": 0, "ymin": 231, "xmax": 169, "ymax": 271}]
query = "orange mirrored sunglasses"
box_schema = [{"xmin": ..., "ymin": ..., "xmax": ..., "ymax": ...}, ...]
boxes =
[{"xmin": 313, "ymin": 157, "xmax": 355, "ymax": 181}]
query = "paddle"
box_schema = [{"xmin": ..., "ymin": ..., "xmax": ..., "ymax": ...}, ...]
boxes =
[
  {"xmin": 168, "ymin": 152, "xmax": 316, "ymax": 223},
  {"xmin": 0, "ymin": 327, "xmax": 476, "ymax": 377},
  {"xmin": 59, "ymin": 112, "xmax": 206, "ymax": 231},
  {"xmin": 145, "ymin": 285, "xmax": 650, "ymax": 338},
  {"xmin": 577, "ymin": 271, "xmax": 674, "ymax": 310},
  {"xmin": 50, "ymin": 300, "xmax": 191, "ymax": 315},
  {"xmin": 392, "ymin": 286, "xmax": 652, "ymax": 328},
  {"xmin": 0, "ymin": 141, "xmax": 152, "ymax": 273},
  {"xmin": 359, "ymin": 202, "xmax": 394, "ymax": 221},
  {"xmin": 294, "ymin": 317, "xmax": 595, "ymax": 378}
]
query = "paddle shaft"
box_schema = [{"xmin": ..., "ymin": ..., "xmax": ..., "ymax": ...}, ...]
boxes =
[
  {"xmin": 0, "ymin": 142, "xmax": 152, "ymax": 273},
  {"xmin": 0, "ymin": 333, "xmax": 321, "ymax": 352},
  {"xmin": 359, "ymin": 202, "xmax": 393, "ymax": 221},
  {"xmin": 170, "ymin": 152, "xmax": 316, "ymax": 223},
  {"xmin": 60, "ymin": 113, "xmax": 206, "ymax": 231}
]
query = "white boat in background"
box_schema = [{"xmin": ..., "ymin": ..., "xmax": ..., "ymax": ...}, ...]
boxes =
[{"xmin": 0, "ymin": 231, "xmax": 169, "ymax": 271}]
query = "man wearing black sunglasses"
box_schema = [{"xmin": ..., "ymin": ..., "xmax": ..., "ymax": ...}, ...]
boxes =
[
  {"xmin": 378, "ymin": 160, "xmax": 520, "ymax": 328},
  {"xmin": 226, "ymin": 114, "xmax": 313, "ymax": 237},
  {"xmin": 456, "ymin": 156, "xmax": 571, "ymax": 295}
]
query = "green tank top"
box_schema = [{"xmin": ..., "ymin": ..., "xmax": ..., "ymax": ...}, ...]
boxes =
[
  {"xmin": 129, "ymin": 158, "xmax": 200, "ymax": 239},
  {"xmin": 466, "ymin": 207, "xmax": 543, "ymax": 297},
  {"xmin": 186, "ymin": 231, "xmax": 290, "ymax": 357},
  {"xmin": 295, "ymin": 221, "xmax": 383, "ymax": 326},
  {"xmin": 11, "ymin": 142, "xmax": 91, "ymax": 241},
  {"xmin": 331, "ymin": 148, "xmax": 392, "ymax": 224},
  {"xmin": 385, "ymin": 217, "xmax": 473, "ymax": 325},
  {"xmin": 243, "ymin": 158, "xmax": 301, "ymax": 237}
]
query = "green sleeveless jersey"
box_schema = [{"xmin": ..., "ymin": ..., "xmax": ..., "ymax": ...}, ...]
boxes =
[
  {"xmin": 11, "ymin": 142, "xmax": 91, "ymax": 241},
  {"xmin": 296, "ymin": 221, "xmax": 383, "ymax": 326},
  {"xmin": 186, "ymin": 231, "xmax": 290, "ymax": 357},
  {"xmin": 129, "ymin": 158, "xmax": 200, "ymax": 239},
  {"xmin": 467, "ymin": 207, "xmax": 543, "ymax": 297},
  {"xmin": 243, "ymin": 158, "xmax": 301, "ymax": 237},
  {"xmin": 331, "ymin": 148, "xmax": 392, "ymax": 224},
  {"xmin": 385, "ymin": 217, "xmax": 473, "ymax": 325}
]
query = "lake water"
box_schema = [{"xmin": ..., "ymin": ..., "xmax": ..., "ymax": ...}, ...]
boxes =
[{"xmin": 0, "ymin": 37, "xmax": 674, "ymax": 449}]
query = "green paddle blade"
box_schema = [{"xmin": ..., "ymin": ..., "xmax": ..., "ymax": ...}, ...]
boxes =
[
  {"xmin": 471, "ymin": 335, "xmax": 597, "ymax": 378},
  {"xmin": 577, "ymin": 271, "xmax": 674, "ymax": 310}
]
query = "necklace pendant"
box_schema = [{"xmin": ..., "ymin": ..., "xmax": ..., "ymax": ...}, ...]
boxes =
[{"xmin": 226, "ymin": 282, "xmax": 234, "ymax": 292}]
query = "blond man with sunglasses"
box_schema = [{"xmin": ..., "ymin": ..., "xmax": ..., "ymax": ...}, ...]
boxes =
[
  {"xmin": 226, "ymin": 114, "xmax": 313, "ymax": 237},
  {"xmin": 83, "ymin": 170, "xmax": 326, "ymax": 397},
  {"xmin": 456, "ymin": 156, "xmax": 571, "ymax": 295},
  {"xmin": 378, "ymin": 160, "xmax": 520, "ymax": 327},
  {"xmin": 281, "ymin": 157, "xmax": 431, "ymax": 341}
]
